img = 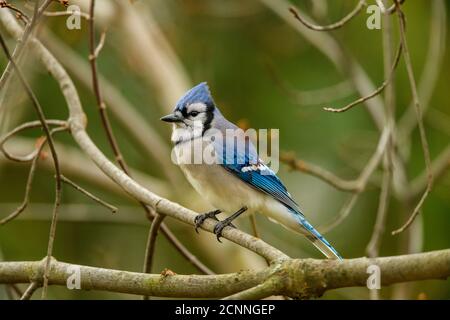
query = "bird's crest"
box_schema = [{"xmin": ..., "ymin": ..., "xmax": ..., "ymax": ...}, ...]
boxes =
[{"xmin": 175, "ymin": 82, "xmax": 215, "ymax": 112}]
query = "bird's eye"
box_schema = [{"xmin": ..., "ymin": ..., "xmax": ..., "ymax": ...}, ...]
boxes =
[{"xmin": 189, "ymin": 111, "xmax": 199, "ymax": 117}]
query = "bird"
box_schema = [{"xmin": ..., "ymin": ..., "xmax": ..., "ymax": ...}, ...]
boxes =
[{"xmin": 160, "ymin": 82, "xmax": 342, "ymax": 259}]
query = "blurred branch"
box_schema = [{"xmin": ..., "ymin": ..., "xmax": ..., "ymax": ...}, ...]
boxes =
[
  {"xmin": 20, "ymin": 282, "xmax": 39, "ymax": 300},
  {"xmin": 282, "ymin": 127, "xmax": 390, "ymax": 194},
  {"xmin": 391, "ymin": 2, "xmax": 433, "ymax": 236},
  {"xmin": 116, "ymin": 1, "xmax": 191, "ymax": 112},
  {"xmin": 0, "ymin": 1, "xmax": 29, "ymax": 24},
  {"xmin": 318, "ymin": 127, "xmax": 390, "ymax": 232},
  {"xmin": 265, "ymin": 59, "xmax": 354, "ymax": 106},
  {"xmin": 397, "ymin": 0, "xmax": 447, "ymax": 143},
  {"xmin": 410, "ymin": 145, "xmax": 450, "ymax": 198},
  {"xmin": 1, "ymin": 250, "xmax": 449, "ymax": 299},
  {"xmin": 0, "ymin": 0, "xmax": 52, "ymax": 91},
  {"xmin": 60, "ymin": 175, "xmax": 118, "ymax": 214},
  {"xmin": 280, "ymin": 152, "xmax": 362, "ymax": 192},
  {"xmin": 324, "ymin": 43, "xmax": 402, "ymax": 113},
  {"xmin": 0, "ymin": 124, "xmax": 66, "ymax": 225},
  {"xmin": 143, "ymin": 213, "xmax": 165, "ymax": 300},
  {"xmin": 289, "ymin": 1, "xmax": 366, "ymax": 31}
]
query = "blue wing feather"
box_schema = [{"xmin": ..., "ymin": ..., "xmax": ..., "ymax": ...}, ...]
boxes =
[{"xmin": 216, "ymin": 138, "xmax": 301, "ymax": 214}]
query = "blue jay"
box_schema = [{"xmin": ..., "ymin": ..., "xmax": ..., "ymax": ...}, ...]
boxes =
[{"xmin": 161, "ymin": 83, "xmax": 342, "ymax": 259}]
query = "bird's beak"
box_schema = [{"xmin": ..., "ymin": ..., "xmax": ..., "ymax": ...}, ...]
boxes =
[{"xmin": 160, "ymin": 113, "xmax": 182, "ymax": 123}]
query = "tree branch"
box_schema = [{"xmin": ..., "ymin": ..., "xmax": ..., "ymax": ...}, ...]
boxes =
[{"xmin": 1, "ymin": 250, "xmax": 448, "ymax": 299}]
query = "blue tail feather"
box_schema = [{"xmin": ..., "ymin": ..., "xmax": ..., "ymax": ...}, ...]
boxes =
[{"xmin": 291, "ymin": 209, "xmax": 342, "ymax": 260}]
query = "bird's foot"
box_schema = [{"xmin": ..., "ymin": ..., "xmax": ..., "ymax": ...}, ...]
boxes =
[
  {"xmin": 213, "ymin": 218, "xmax": 237, "ymax": 243},
  {"xmin": 194, "ymin": 209, "xmax": 221, "ymax": 233}
]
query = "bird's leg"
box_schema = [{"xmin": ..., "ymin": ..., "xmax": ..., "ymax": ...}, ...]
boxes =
[
  {"xmin": 194, "ymin": 209, "xmax": 221, "ymax": 233},
  {"xmin": 213, "ymin": 206, "xmax": 247, "ymax": 242}
]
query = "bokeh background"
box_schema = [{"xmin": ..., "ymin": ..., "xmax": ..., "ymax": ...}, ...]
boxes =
[{"xmin": 0, "ymin": 0, "xmax": 449, "ymax": 299}]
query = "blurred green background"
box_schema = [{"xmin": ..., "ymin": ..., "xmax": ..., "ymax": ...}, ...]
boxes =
[{"xmin": 0, "ymin": 0, "xmax": 449, "ymax": 299}]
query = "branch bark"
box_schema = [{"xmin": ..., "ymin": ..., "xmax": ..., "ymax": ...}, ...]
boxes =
[{"xmin": 1, "ymin": 250, "xmax": 448, "ymax": 299}]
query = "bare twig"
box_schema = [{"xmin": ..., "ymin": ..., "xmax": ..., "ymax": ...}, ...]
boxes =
[
  {"xmin": 392, "ymin": 2, "xmax": 433, "ymax": 235},
  {"xmin": 0, "ymin": 126, "xmax": 65, "ymax": 225},
  {"xmin": 289, "ymin": 1, "xmax": 366, "ymax": 31},
  {"xmin": 0, "ymin": 119, "xmax": 66, "ymax": 162},
  {"xmin": 88, "ymin": 0, "xmax": 126, "ymax": 173},
  {"xmin": 376, "ymin": 0, "xmax": 405, "ymax": 15},
  {"xmin": 249, "ymin": 215, "xmax": 260, "ymax": 239},
  {"xmin": 318, "ymin": 193, "xmax": 358, "ymax": 234},
  {"xmin": 0, "ymin": 1, "xmax": 30, "ymax": 24},
  {"xmin": 20, "ymin": 282, "xmax": 39, "ymax": 300},
  {"xmin": 281, "ymin": 152, "xmax": 362, "ymax": 192},
  {"xmin": 143, "ymin": 212, "xmax": 165, "ymax": 300},
  {"xmin": 323, "ymin": 43, "xmax": 402, "ymax": 113},
  {"xmin": 397, "ymin": 0, "xmax": 446, "ymax": 147},
  {"xmin": 318, "ymin": 127, "xmax": 391, "ymax": 232},
  {"xmin": 264, "ymin": 58, "xmax": 355, "ymax": 106},
  {"xmin": 60, "ymin": 175, "xmax": 118, "ymax": 213},
  {"xmin": 7, "ymin": 284, "xmax": 22, "ymax": 299},
  {"xmin": 410, "ymin": 145, "xmax": 450, "ymax": 198},
  {"xmin": 366, "ymin": 166, "xmax": 391, "ymax": 257}
]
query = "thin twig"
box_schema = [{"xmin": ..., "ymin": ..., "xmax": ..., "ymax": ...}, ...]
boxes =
[
  {"xmin": 0, "ymin": 1, "xmax": 30, "ymax": 24},
  {"xmin": 0, "ymin": 128, "xmax": 64, "ymax": 225},
  {"xmin": 323, "ymin": 43, "xmax": 402, "ymax": 113},
  {"xmin": 289, "ymin": 1, "xmax": 366, "ymax": 31},
  {"xmin": 142, "ymin": 212, "xmax": 165, "ymax": 300},
  {"xmin": 318, "ymin": 127, "xmax": 391, "ymax": 233},
  {"xmin": 397, "ymin": 0, "xmax": 446, "ymax": 149},
  {"xmin": 376, "ymin": 0, "xmax": 405, "ymax": 15},
  {"xmin": 366, "ymin": 165, "xmax": 391, "ymax": 257},
  {"xmin": 281, "ymin": 152, "xmax": 362, "ymax": 192},
  {"xmin": 60, "ymin": 175, "xmax": 118, "ymax": 213},
  {"xmin": 0, "ymin": 119, "xmax": 67, "ymax": 162},
  {"xmin": 392, "ymin": 2, "xmax": 433, "ymax": 235},
  {"xmin": 249, "ymin": 215, "xmax": 260, "ymax": 239},
  {"xmin": 20, "ymin": 282, "xmax": 39, "ymax": 300},
  {"xmin": 318, "ymin": 193, "xmax": 359, "ymax": 234},
  {"xmin": 265, "ymin": 59, "xmax": 354, "ymax": 106}
]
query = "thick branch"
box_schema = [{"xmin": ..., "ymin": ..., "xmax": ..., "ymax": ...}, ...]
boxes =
[{"xmin": 1, "ymin": 250, "xmax": 448, "ymax": 299}]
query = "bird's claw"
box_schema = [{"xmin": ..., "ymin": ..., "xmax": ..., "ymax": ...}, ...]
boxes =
[
  {"xmin": 213, "ymin": 219, "xmax": 236, "ymax": 242},
  {"xmin": 194, "ymin": 210, "xmax": 221, "ymax": 233}
]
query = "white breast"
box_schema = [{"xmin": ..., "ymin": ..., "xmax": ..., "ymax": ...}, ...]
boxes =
[{"xmin": 173, "ymin": 137, "xmax": 305, "ymax": 234}]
